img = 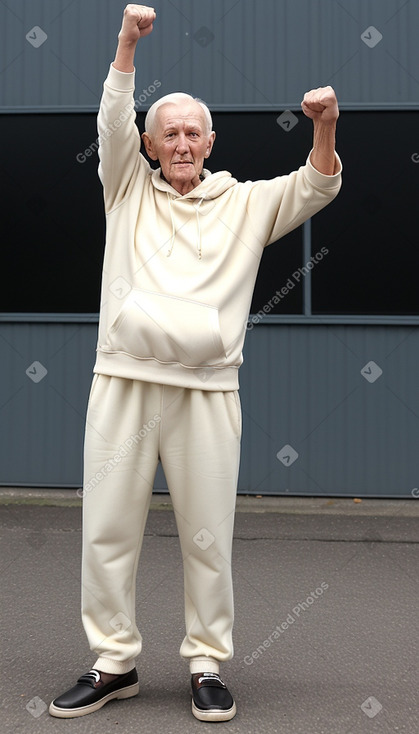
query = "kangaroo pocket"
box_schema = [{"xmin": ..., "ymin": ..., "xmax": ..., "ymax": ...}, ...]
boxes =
[{"xmin": 107, "ymin": 288, "xmax": 226, "ymax": 367}]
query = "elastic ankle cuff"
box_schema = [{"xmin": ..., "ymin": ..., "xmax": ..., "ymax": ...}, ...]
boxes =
[
  {"xmin": 93, "ymin": 657, "xmax": 136, "ymax": 675},
  {"xmin": 189, "ymin": 657, "xmax": 220, "ymax": 675}
]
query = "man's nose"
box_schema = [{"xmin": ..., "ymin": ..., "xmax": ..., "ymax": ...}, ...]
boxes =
[{"xmin": 176, "ymin": 133, "xmax": 189, "ymax": 154}]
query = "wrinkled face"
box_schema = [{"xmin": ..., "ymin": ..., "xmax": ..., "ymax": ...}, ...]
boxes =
[{"xmin": 142, "ymin": 101, "xmax": 215, "ymax": 195}]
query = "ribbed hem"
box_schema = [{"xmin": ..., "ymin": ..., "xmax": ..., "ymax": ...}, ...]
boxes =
[
  {"xmin": 94, "ymin": 657, "xmax": 136, "ymax": 675},
  {"xmin": 189, "ymin": 657, "xmax": 220, "ymax": 675},
  {"xmin": 94, "ymin": 350, "xmax": 239, "ymax": 392},
  {"xmin": 106, "ymin": 63, "xmax": 136, "ymax": 92},
  {"xmin": 305, "ymin": 149, "xmax": 343, "ymax": 189}
]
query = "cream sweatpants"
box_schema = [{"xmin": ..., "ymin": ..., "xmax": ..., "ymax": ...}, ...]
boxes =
[{"xmin": 80, "ymin": 374, "xmax": 241, "ymax": 675}]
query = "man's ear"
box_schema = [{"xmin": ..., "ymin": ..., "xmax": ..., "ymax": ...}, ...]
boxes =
[
  {"xmin": 141, "ymin": 132, "xmax": 159, "ymax": 161},
  {"xmin": 204, "ymin": 131, "xmax": 216, "ymax": 159}
]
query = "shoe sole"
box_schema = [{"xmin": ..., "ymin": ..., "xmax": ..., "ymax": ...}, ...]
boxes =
[
  {"xmin": 192, "ymin": 699, "xmax": 237, "ymax": 722},
  {"xmin": 48, "ymin": 682, "xmax": 140, "ymax": 718}
]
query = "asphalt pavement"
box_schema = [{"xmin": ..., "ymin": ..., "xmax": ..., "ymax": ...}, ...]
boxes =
[{"xmin": 1, "ymin": 490, "xmax": 418, "ymax": 734}]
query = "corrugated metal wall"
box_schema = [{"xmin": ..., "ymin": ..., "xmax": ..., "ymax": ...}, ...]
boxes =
[
  {"xmin": 1, "ymin": 320, "xmax": 418, "ymax": 497},
  {"xmin": 1, "ymin": 0, "xmax": 419, "ymax": 111},
  {"xmin": 2, "ymin": 1, "xmax": 419, "ymax": 495}
]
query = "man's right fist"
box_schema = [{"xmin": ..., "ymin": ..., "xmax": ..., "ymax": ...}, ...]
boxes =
[{"xmin": 118, "ymin": 4, "xmax": 156, "ymax": 43}]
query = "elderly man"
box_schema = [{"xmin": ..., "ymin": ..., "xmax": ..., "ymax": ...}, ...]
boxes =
[{"xmin": 49, "ymin": 3, "xmax": 342, "ymax": 723}]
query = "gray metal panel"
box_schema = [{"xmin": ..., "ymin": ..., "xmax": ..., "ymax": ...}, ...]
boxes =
[
  {"xmin": 239, "ymin": 323, "xmax": 419, "ymax": 497},
  {"xmin": 1, "ymin": 0, "xmax": 419, "ymax": 111},
  {"xmin": 1, "ymin": 321, "xmax": 418, "ymax": 497},
  {"xmin": 0, "ymin": 321, "xmax": 97, "ymax": 487}
]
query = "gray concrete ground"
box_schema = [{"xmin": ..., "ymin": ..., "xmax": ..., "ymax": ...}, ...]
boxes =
[{"xmin": 1, "ymin": 490, "xmax": 418, "ymax": 734}]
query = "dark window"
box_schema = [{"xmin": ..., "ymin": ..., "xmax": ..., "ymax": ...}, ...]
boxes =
[
  {"xmin": 5, "ymin": 110, "xmax": 416, "ymax": 315},
  {"xmin": 312, "ymin": 111, "xmax": 419, "ymax": 315},
  {"xmin": 1, "ymin": 113, "xmax": 105, "ymax": 313},
  {"xmin": 1, "ymin": 110, "xmax": 309, "ymax": 313}
]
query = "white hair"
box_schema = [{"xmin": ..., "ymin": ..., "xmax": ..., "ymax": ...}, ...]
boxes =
[{"xmin": 144, "ymin": 92, "xmax": 213, "ymax": 136}]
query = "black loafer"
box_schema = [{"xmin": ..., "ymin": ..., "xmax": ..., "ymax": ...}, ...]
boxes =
[
  {"xmin": 191, "ymin": 672, "xmax": 237, "ymax": 721},
  {"xmin": 49, "ymin": 668, "xmax": 139, "ymax": 718}
]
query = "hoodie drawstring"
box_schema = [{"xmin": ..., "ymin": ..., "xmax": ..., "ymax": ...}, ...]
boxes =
[
  {"xmin": 195, "ymin": 197, "xmax": 203, "ymax": 260},
  {"xmin": 166, "ymin": 192, "xmax": 204, "ymax": 260},
  {"xmin": 167, "ymin": 193, "xmax": 176, "ymax": 258}
]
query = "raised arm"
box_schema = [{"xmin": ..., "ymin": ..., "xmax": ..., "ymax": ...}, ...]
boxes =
[
  {"xmin": 301, "ymin": 86, "xmax": 339, "ymax": 176},
  {"xmin": 97, "ymin": 4, "xmax": 156, "ymax": 212},
  {"xmin": 113, "ymin": 4, "xmax": 156, "ymax": 72},
  {"xmin": 242, "ymin": 85, "xmax": 342, "ymax": 247}
]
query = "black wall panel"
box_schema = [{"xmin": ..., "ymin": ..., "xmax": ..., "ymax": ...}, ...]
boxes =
[
  {"xmin": 4, "ymin": 110, "xmax": 418, "ymax": 316},
  {"xmin": 1, "ymin": 110, "xmax": 311, "ymax": 314},
  {"xmin": 312, "ymin": 111, "xmax": 419, "ymax": 315}
]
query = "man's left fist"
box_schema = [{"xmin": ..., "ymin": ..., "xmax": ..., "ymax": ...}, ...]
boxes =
[{"xmin": 301, "ymin": 86, "xmax": 339, "ymax": 124}]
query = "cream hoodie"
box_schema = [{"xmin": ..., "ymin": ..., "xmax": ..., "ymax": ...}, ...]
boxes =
[{"xmin": 93, "ymin": 64, "xmax": 342, "ymax": 391}]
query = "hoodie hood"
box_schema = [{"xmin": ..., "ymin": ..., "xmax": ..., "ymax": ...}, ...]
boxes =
[
  {"xmin": 150, "ymin": 167, "xmax": 238, "ymax": 260},
  {"xmin": 150, "ymin": 167, "xmax": 238, "ymax": 199}
]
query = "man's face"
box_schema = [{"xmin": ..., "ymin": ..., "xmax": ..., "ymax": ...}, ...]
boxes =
[{"xmin": 142, "ymin": 101, "xmax": 215, "ymax": 195}]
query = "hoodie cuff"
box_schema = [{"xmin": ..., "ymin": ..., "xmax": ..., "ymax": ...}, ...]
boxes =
[
  {"xmin": 304, "ymin": 149, "xmax": 343, "ymax": 190},
  {"xmin": 105, "ymin": 62, "xmax": 136, "ymax": 92}
]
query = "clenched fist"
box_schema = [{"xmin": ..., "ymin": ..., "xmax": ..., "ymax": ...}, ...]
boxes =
[
  {"xmin": 301, "ymin": 86, "xmax": 339, "ymax": 125},
  {"xmin": 118, "ymin": 4, "xmax": 156, "ymax": 44}
]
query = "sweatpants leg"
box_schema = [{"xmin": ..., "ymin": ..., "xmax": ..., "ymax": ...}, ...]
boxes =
[
  {"xmin": 81, "ymin": 374, "xmax": 161, "ymax": 675},
  {"xmin": 159, "ymin": 386, "xmax": 242, "ymax": 669}
]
